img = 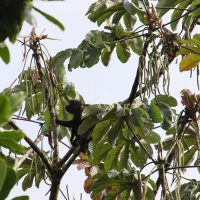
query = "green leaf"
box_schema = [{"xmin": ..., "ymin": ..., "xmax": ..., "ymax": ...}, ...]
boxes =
[
  {"xmin": 112, "ymin": 10, "xmax": 126, "ymax": 25},
  {"xmin": 104, "ymin": 142, "xmax": 124, "ymax": 171},
  {"xmin": 130, "ymin": 140, "xmax": 153, "ymax": 168},
  {"xmin": 123, "ymin": 12, "xmax": 137, "ymax": 30},
  {"xmin": 170, "ymin": 0, "xmax": 192, "ymax": 31},
  {"xmin": 84, "ymin": 46, "xmax": 99, "ymax": 67},
  {"xmin": 97, "ymin": 11, "xmax": 115, "ymax": 26},
  {"xmin": 57, "ymin": 127, "xmax": 68, "ymax": 141},
  {"xmin": 146, "ymin": 101, "xmax": 163, "ymax": 123},
  {"xmin": 63, "ymin": 76, "xmax": 74, "ymax": 93},
  {"xmin": 101, "ymin": 44, "xmax": 115, "ymax": 66},
  {"xmin": 93, "ymin": 119, "xmax": 115, "ymax": 144},
  {"xmin": 11, "ymin": 196, "xmax": 29, "ymax": 200},
  {"xmin": 143, "ymin": 131, "xmax": 160, "ymax": 144},
  {"xmin": 126, "ymin": 36, "xmax": 142, "ymax": 55},
  {"xmin": 130, "ymin": 108, "xmax": 149, "ymax": 127},
  {"xmin": 108, "ymin": 119, "xmax": 124, "ymax": 147},
  {"xmin": 179, "ymin": 53, "xmax": 200, "ymax": 72},
  {"xmin": 32, "ymin": 6, "xmax": 64, "ymax": 31},
  {"xmin": 105, "ymin": 184, "xmax": 128, "ymax": 200},
  {"xmin": 123, "ymin": 0, "xmax": 137, "ymax": 16},
  {"xmin": 22, "ymin": 172, "xmax": 36, "ymax": 191},
  {"xmin": 89, "ymin": 143, "xmax": 112, "ymax": 165},
  {"xmin": 191, "ymin": 1, "xmax": 200, "ymax": 17},
  {"xmin": 0, "ymin": 159, "xmax": 6, "ymax": 191},
  {"xmin": 85, "ymin": 30, "xmax": 104, "ymax": 47},
  {"xmin": 50, "ymin": 49, "xmax": 72, "ymax": 69},
  {"xmin": 183, "ymin": 145, "xmax": 197, "ymax": 170},
  {"xmin": 176, "ymin": 46, "xmax": 200, "ymax": 56},
  {"xmin": 0, "ymin": 95, "xmax": 10, "ymax": 126},
  {"xmin": 0, "ymin": 138, "xmax": 24, "ymax": 153},
  {"xmin": 7, "ymin": 92, "xmax": 26, "ymax": 121},
  {"xmin": 0, "ymin": 131, "xmax": 24, "ymax": 142},
  {"xmin": 0, "ymin": 165, "xmax": 16, "ymax": 200},
  {"xmin": 69, "ymin": 49, "xmax": 84, "ymax": 69},
  {"xmin": 156, "ymin": 0, "xmax": 183, "ymax": 17},
  {"xmin": 17, "ymin": 168, "xmax": 30, "ymax": 181},
  {"xmin": 0, "ymin": 42, "xmax": 10, "ymax": 64},
  {"xmin": 155, "ymin": 95, "xmax": 177, "ymax": 107},
  {"xmin": 137, "ymin": 10, "xmax": 148, "ymax": 24},
  {"xmin": 88, "ymin": 6, "xmax": 107, "ymax": 23},
  {"xmin": 97, "ymin": 104, "xmax": 115, "ymax": 120},
  {"xmin": 156, "ymin": 103, "xmax": 172, "ymax": 130},
  {"xmin": 118, "ymin": 143, "xmax": 130, "ymax": 170},
  {"xmin": 116, "ymin": 41, "xmax": 130, "ymax": 63}
]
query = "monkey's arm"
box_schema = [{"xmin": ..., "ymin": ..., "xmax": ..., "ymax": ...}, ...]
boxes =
[{"xmin": 56, "ymin": 119, "xmax": 73, "ymax": 128}]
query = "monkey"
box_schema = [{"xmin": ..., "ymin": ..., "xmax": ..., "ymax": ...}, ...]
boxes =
[{"xmin": 56, "ymin": 100, "xmax": 93, "ymax": 153}]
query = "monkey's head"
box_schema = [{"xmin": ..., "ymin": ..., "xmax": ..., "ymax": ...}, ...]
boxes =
[{"xmin": 65, "ymin": 100, "xmax": 85, "ymax": 114}]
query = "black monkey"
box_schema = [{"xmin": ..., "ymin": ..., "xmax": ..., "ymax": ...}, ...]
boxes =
[{"xmin": 56, "ymin": 100, "xmax": 92, "ymax": 153}]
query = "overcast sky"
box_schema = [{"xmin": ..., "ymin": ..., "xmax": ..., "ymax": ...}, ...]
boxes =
[{"xmin": 1, "ymin": 0, "xmax": 200, "ymax": 199}]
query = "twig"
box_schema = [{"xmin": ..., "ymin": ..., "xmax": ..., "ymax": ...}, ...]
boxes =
[
  {"xmin": 66, "ymin": 185, "xmax": 70, "ymax": 200},
  {"xmin": 97, "ymin": 34, "xmax": 146, "ymax": 49},
  {"xmin": 143, "ymin": 165, "xmax": 199, "ymax": 181},
  {"xmin": 2, "ymin": 78, "xmax": 17, "ymax": 95},
  {"xmin": 17, "ymin": 39, "xmax": 34, "ymax": 49},
  {"xmin": 181, "ymin": 46, "xmax": 200, "ymax": 55},
  {"xmin": 164, "ymin": 4, "xmax": 200, "ymax": 27},
  {"xmin": 59, "ymin": 189, "xmax": 68, "ymax": 200},
  {"xmin": 9, "ymin": 120, "xmax": 52, "ymax": 173},
  {"xmin": 125, "ymin": 118, "xmax": 156, "ymax": 164},
  {"xmin": 12, "ymin": 117, "xmax": 43, "ymax": 125},
  {"xmin": 59, "ymin": 140, "xmax": 70, "ymax": 148},
  {"xmin": 152, "ymin": 7, "xmax": 191, "ymax": 11},
  {"xmin": 18, "ymin": 134, "xmax": 44, "ymax": 168}
]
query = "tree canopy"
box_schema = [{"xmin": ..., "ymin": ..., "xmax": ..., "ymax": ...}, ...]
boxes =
[{"xmin": 1, "ymin": 0, "xmax": 200, "ymax": 200}]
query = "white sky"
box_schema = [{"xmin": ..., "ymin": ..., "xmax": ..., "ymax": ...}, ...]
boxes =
[{"xmin": 1, "ymin": 0, "xmax": 200, "ymax": 199}]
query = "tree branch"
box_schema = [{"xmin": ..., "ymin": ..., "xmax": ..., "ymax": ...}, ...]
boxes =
[
  {"xmin": 18, "ymin": 134, "xmax": 44, "ymax": 168},
  {"xmin": 9, "ymin": 120, "xmax": 52, "ymax": 173},
  {"xmin": 32, "ymin": 39, "xmax": 59, "ymax": 165},
  {"xmin": 122, "ymin": 33, "xmax": 151, "ymax": 106}
]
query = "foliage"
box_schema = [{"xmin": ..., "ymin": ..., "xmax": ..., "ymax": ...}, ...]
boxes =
[
  {"xmin": 2, "ymin": 0, "xmax": 200, "ymax": 200},
  {"xmin": 0, "ymin": 0, "xmax": 64, "ymax": 64}
]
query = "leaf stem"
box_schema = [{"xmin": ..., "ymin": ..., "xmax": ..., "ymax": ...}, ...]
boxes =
[{"xmin": 124, "ymin": 118, "xmax": 157, "ymax": 164}]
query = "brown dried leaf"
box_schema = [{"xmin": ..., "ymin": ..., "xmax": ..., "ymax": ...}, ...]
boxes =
[
  {"xmin": 84, "ymin": 177, "xmax": 93, "ymax": 193},
  {"xmin": 30, "ymin": 27, "xmax": 37, "ymax": 39}
]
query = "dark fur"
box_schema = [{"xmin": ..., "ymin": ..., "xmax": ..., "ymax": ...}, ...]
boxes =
[{"xmin": 56, "ymin": 100, "xmax": 92, "ymax": 153}]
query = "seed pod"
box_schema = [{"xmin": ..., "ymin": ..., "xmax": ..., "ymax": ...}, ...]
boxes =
[
  {"xmin": 32, "ymin": 68, "xmax": 38, "ymax": 93},
  {"xmin": 138, "ymin": 172, "xmax": 143, "ymax": 200}
]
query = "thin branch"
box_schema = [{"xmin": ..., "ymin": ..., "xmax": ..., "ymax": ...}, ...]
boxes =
[
  {"xmin": 154, "ymin": 121, "xmax": 187, "ymax": 196},
  {"xmin": 98, "ymin": 34, "xmax": 146, "ymax": 49},
  {"xmin": 17, "ymin": 39, "xmax": 34, "ymax": 49},
  {"xmin": 12, "ymin": 116, "xmax": 43, "ymax": 125},
  {"xmin": 9, "ymin": 120, "xmax": 52, "ymax": 173},
  {"xmin": 2, "ymin": 79, "xmax": 17, "ymax": 95},
  {"xmin": 122, "ymin": 33, "xmax": 151, "ymax": 105},
  {"xmin": 59, "ymin": 189, "xmax": 68, "ymax": 200},
  {"xmin": 61, "ymin": 147, "xmax": 81, "ymax": 176},
  {"xmin": 54, "ymin": 146, "xmax": 77, "ymax": 168},
  {"xmin": 18, "ymin": 134, "xmax": 44, "ymax": 167},
  {"xmin": 164, "ymin": 4, "xmax": 200, "ymax": 27},
  {"xmin": 152, "ymin": 7, "xmax": 191, "ymax": 11},
  {"xmin": 141, "ymin": 0, "xmax": 151, "ymax": 23},
  {"xmin": 60, "ymin": 134, "xmax": 93, "ymax": 176},
  {"xmin": 181, "ymin": 46, "xmax": 200, "ymax": 55},
  {"xmin": 143, "ymin": 165, "xmax": 199, "ymax": 181},
  {"xmin": 125, "ymin": 118, "xmax": 156, "ymax": 164},
  {"xmin": 189, "ymin": 13, "xmax": 200, "ymax": 33}
]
